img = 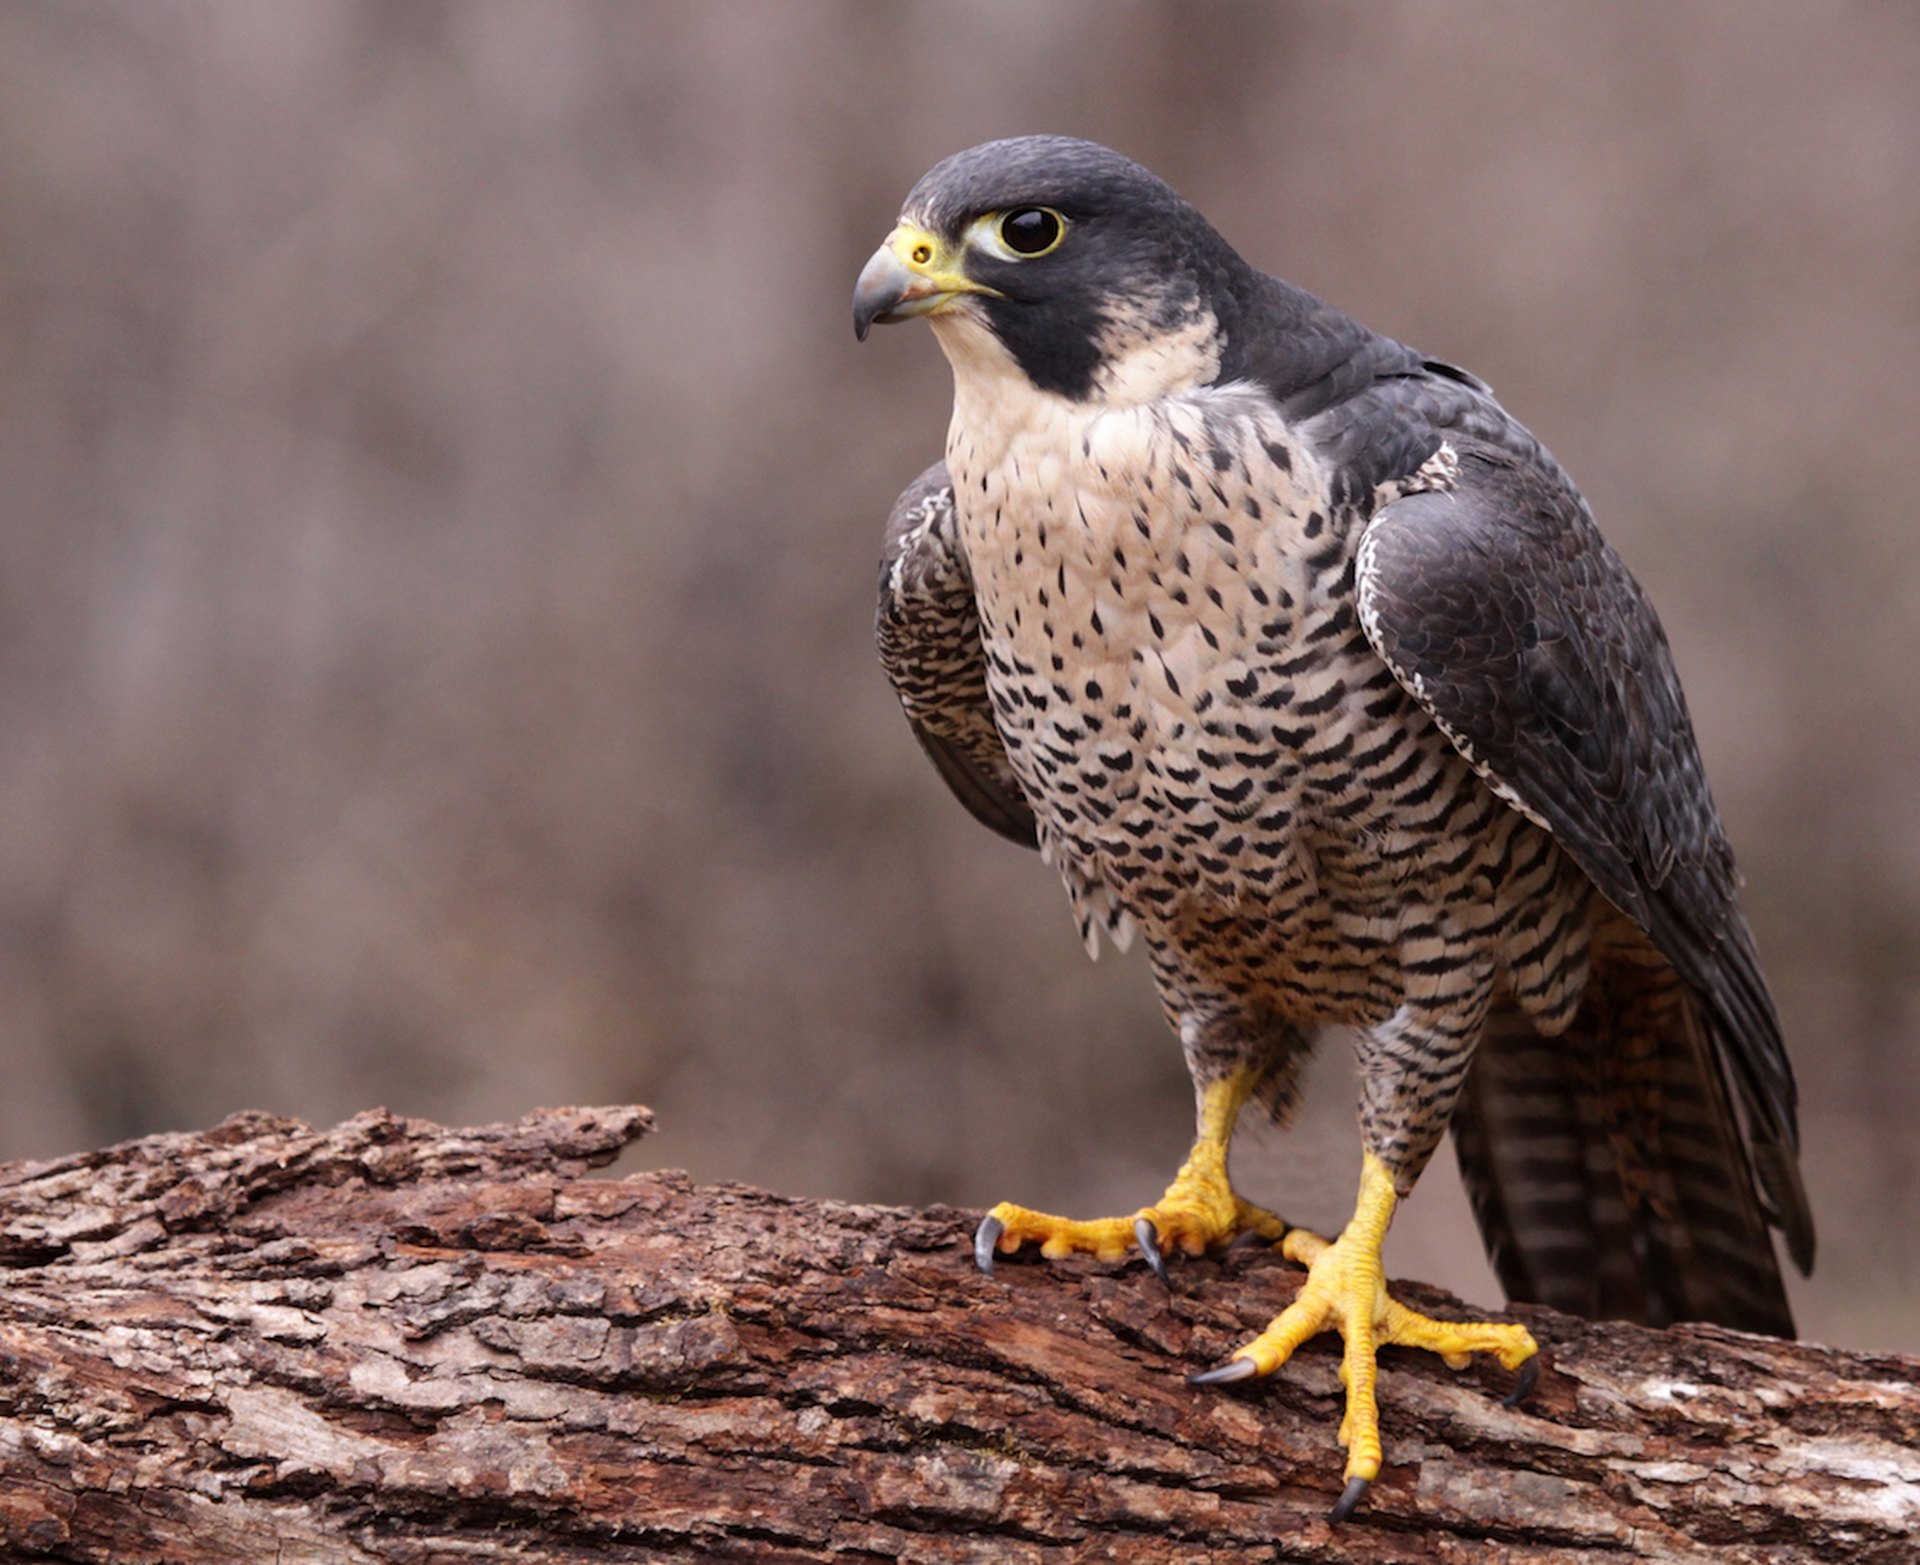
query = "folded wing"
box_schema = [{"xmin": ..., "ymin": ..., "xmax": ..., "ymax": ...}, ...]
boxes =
[{"xmin": 1357, "ymin": 436, "xmax": 1812, "ymax": 1333}]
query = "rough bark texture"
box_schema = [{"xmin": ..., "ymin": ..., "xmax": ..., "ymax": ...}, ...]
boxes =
[{"xmin": 0, "ymin": 1107, "xmax": 1913, "ymax": 1563}]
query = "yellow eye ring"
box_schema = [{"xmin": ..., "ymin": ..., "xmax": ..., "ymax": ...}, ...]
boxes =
[{"xmin": 997, "ymin": 207, "xmax": 1065, "ymax": 257}]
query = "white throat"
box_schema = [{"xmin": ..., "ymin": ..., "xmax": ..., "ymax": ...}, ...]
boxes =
[{"xmin": 929, "ymin": 298, "xmax": 1225, "ymax": 482}]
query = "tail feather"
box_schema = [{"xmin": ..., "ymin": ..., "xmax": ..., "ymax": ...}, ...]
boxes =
[{"xmin": 1452, "ymin": 921, "xmax": 1797, "ymax": 1336}]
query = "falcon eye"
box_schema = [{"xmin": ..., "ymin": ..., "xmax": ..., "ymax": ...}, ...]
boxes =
[{"xmin": 999, "ymin": 207, "xmax": 1064, "ymax": 257}]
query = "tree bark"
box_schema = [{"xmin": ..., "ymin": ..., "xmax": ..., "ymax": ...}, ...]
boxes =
[{"xmin": 0, "ymin": 1107, "xmax": 1912, "ymax": 1563}]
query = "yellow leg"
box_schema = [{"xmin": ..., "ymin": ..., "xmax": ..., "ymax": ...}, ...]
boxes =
[
  {"xmin": 976, "ymin": 1070, "xmax": 1290, "ymax": 1277},
  {"xmin": 1191, "ymin": 1151, "xmax": 1538, "ymax": 1522}
]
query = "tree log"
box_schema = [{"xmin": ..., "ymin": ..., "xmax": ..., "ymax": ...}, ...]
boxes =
[{"xmin": 0, "ymin": 1107, "xmax": 1913, "ymax": 1562}]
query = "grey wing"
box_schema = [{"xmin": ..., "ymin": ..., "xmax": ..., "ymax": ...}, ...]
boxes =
[
  {"xmin": 1356, "ymin": 439, "xmax": 1814, "ymax": 1291},
  {"xmin": 877, "ymin": 462, "xmax": 1037, "ymax": 850}
]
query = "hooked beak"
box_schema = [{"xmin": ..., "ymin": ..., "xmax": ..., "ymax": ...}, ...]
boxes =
[{"xmin": 853, "ymin": 223, "xmax": 993, "ymax": 340}]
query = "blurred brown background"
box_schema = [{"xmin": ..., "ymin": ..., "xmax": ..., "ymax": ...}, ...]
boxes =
[{"xmin": 0, "ymin": 2, "xmax": 1913, "ymax": 1351}]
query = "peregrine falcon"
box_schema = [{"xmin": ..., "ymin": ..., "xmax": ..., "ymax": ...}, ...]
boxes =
[{"xmin": 855, "ymin": 136, "xmax": 1812, "ymax": 1521}]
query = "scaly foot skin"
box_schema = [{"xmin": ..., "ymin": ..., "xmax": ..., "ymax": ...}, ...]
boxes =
[
  {"xmin": 974, "ymin": 1072, "xmax": 1290, "ymax": 1283},
  {"xmin": 974, "ymin": 1189, "xmax": 1288, "ymax": 1282},
  {"xmin": 1190, "ymin": 1151, "xmax": 1538, "ymax": 1524}
]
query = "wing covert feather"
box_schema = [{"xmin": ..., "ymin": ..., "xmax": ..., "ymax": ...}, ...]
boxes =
[{"xmin": 876, "ymin": 462, "xmax": 1038, "ymax": 851}]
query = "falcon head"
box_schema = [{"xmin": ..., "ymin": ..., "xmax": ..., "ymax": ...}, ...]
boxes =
[{"xmin": 853, "ymin": 136, "xmax": 1255, "ymax": 405}]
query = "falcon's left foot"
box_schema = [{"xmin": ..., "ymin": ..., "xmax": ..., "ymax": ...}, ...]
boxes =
[{"xmin": 1190, "ymin": 1150, "xmax": 1537, "ymax": 1524}]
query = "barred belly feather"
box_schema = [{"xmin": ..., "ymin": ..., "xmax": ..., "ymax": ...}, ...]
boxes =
[{"xmin": 941, "ymin": 336, "xmax": 1593, "ymax": 1183}]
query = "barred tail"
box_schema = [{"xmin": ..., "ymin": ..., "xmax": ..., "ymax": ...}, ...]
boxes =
[{"xmin": 1451, "ymin": 924, "xmax": 1797, "ymax": 1336}]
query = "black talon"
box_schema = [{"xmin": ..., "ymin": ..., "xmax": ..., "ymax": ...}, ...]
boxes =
[
  {"xmin": 973, "ymin": 1214, "xmax": 1005, "ymax": 1277},
  {"xmin": 1327, "ymin": 1475, "xmax": 1370, "ymax": 1524},
  {"xmin": 1134, "ymin": 1216, "xmax": 1171, "ymax": 1286},
  {"xmin": 1501, "ymin": 1353, "xmax": 1541, "ymax": 1408},
  {"xmin": 1187, "ymin": 1356, "xmax": 1259, "ymax": 1386}
]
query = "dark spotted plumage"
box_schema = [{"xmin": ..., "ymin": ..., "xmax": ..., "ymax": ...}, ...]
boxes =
[{"xmin": 862, "ymin": 136, "xmax": 1811, "ymax": 1335}]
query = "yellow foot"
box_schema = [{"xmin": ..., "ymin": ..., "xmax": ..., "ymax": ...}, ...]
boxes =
[
  {"xmin": 974, "ymin": 1073, "xmax": 1289, "ymax": 1283},
  {"xmin": 1189, "ymin": 1151, "xmax": 1538, "ymax": 1524},
  {"xmin": 974, "ymin": 1190, "xmax": 1287, "ymax": 1282}
]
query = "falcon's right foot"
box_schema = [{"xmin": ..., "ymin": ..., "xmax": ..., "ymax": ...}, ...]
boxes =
[
  {"xmin": 973, "ymin": 1190, "xmax": 1287, "ymax": 1282},
  {"xmin": 973, "ymin": 1073, "xmax": 1292, "ymax": 1283}
]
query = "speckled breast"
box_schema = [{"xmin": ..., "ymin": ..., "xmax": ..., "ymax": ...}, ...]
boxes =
[{"xmin": 948, "ymin": 385, "xmax": 1578, "ymax": 1021}]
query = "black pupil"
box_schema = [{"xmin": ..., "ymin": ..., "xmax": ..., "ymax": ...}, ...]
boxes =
[{"xmin": 1003, "ymin": 208, "xmax": 1059, "ymax": 255}]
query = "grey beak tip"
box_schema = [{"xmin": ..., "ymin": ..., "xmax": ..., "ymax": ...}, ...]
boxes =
[{"xmin": 853, "ymin": 242, "xmax": 917, "ymax": 344}]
